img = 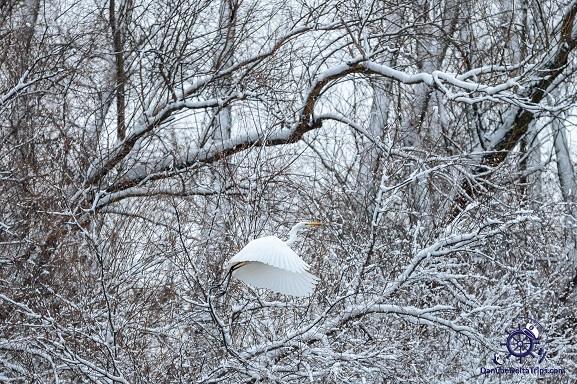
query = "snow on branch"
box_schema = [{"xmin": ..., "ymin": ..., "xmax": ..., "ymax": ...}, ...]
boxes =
[
  {"xmin": 382, "ymin": 214, "xmax": 540, "ymax": 299},
  {"xmin": 0, "ymin": 70, "xmax": 33, "ymax": 107},
  {"xmin": 55, "ymin": 349, "xmax": 129, "ymax": 384},
  {"xmin": 0, "ymin": 341, "xmax": 59, "ymax": 382},
  {"xmin": 318, "ymin": 303, "xmax": 484, "ymax": 343},
  {"xmin": 0, "ymin": 293, "xmax": 42, "ymax": 319},
  {"xmin": 92, "ymin": 59, "xmax": 532, "ymax": 210},
  {"xmin": 93, "ymin": 183, "xmax": 219, "ymax": 209},
  {"xmin": 0, "ymin": 69, "xmax": 62, "ymax": 109}
]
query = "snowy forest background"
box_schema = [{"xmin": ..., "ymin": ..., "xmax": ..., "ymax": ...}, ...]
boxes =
[{"xmin": 1, "ymin": 0, "xmax": 577, "ymax": 382}]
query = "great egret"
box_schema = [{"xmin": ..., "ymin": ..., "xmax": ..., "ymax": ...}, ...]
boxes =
[{"xmin": 225, "ymin": 222, "xmax": 322, "ymax": 297}]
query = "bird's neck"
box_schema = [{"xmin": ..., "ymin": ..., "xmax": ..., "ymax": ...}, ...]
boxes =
[
  {"xmin": 285, "ymin": 231, "xmax": 298, "ymax": 246},
  {"xmin": 285, "ymin": 223, "xmax": 306, "ymax": 246}
]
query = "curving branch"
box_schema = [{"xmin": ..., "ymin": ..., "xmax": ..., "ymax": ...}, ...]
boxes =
[{"xmin": 87, "ymin": 58, "xmax": 531, "ymax": 210}]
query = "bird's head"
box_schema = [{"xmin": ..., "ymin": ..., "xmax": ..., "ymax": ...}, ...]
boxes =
[{"xmin": 285, "ymin": 221, "xmax": 323, "ymax": 245}]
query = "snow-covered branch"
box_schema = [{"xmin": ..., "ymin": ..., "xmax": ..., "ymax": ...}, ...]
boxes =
[
  {"xmin": 382, "ymin": 214, "xmax": 539, "ymax": 299},
  {"xmin": 90, "ymin": 55, "xmax": 541, "ymax": 209}
]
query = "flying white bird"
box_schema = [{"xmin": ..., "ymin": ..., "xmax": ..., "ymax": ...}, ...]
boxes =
[{"xmin": 225, "ymin": 222, "xmax": 322, "ymax": 297}]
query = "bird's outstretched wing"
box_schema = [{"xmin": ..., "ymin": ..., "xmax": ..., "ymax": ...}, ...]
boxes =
[{"xmin": 226, "ymin": 236, "xmax": 311, "ymax": 273}]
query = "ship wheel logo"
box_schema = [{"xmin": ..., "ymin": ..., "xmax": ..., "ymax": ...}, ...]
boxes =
[{"xmin": 493, "ymin": 317, "xmax": 548, "ymax": 365}]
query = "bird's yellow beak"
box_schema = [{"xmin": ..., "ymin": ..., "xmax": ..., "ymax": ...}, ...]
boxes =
[{"xmin": 306, "ymin": 222, "xmax": 323, "ymax": 226}]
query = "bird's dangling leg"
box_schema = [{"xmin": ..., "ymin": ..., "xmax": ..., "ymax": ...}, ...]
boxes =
[
  {"xmin": 211, "ymin": 262, "xmax": 248, "ymax": 297},
  {"xmin": 211, "ymin": 268, "xmax": 234, "ymax": 298}
]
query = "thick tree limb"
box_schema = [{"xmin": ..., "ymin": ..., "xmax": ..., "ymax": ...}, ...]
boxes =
[{"xmin": 452, "ymin": 1, "xmax": 577, "ymax": 214}]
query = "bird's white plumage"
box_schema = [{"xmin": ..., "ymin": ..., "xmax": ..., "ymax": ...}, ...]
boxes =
[
  {"xmin": 226, "ymin": 236, "xmax": 310, "ymax": 273},
  {"xmin": 225, "ymin": 223, "xmax": 321, "ymax": 297},
  {"xmin": 231, "ymin": 261, "xmax": 318, "ymax": 297}
]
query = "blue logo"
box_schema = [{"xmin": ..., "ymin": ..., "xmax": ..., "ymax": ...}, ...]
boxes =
[
  {"xmin": 480, "ymin": 316, "xmax": 566, "ymax": 377},
  {"xmin": 493, "ymin": 317, "xmax": 547, "ymax": 365}
]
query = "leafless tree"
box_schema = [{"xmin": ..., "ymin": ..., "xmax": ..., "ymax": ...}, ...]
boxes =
[{"xmin": 1, "ymin": 0, "xmax": 577, "ymax": 382}]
